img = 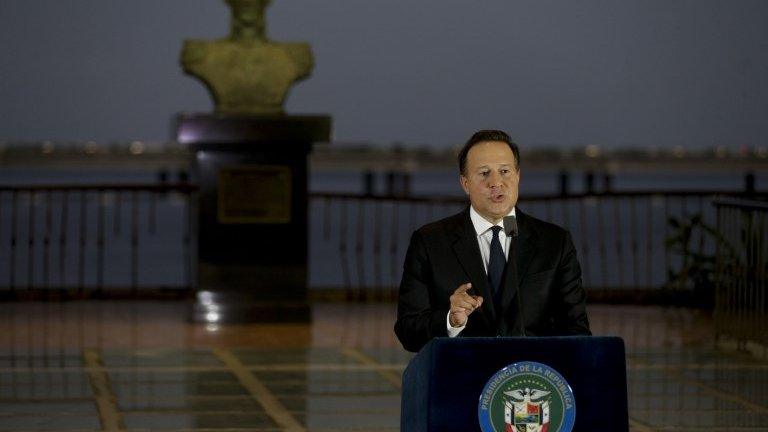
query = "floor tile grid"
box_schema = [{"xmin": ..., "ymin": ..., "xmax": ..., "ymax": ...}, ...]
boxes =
[
  {"xmin": 2, "ymin": 302, "xmax": 768, "ymax": 431},
  {"xmin": 240, "ymin": 348, "xmax": 401, "ymax": 431},
  {"xmin": 625, "ymin": 351, "xmax": 768, "ymax": 431},
  {"xmin": 1, "ymin": 350, "xmax": 279, "ymax": 431},
  {"xmin": 98, "ymin": 348, "xmax": 279, "ymax": 430},
  {"xmin": 0, "ymin": 350, "xmax": 100, "ymax": 432},
  {"xmin": 3, "ymin": 348, "xmax": 768, "ymax": 431}
]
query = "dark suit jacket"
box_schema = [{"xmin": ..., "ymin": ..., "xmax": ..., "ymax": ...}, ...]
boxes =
[{"xmin": 394, "ymin": 207, "xmax": 591, "ymax": 352}]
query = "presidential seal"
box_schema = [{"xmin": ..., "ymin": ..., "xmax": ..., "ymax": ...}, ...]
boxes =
[{"xmin": 478, "ymin": 361, "xmax": 576, "ymax": 432}]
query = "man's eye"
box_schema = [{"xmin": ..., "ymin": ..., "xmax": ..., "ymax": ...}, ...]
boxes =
[
  {"xmin": 500, "ymin": 169, "xmax": 509, "ymax": 175},
  {"xmin": 480, "ymin": 171, "xmax": 489, "ymax": 177}
]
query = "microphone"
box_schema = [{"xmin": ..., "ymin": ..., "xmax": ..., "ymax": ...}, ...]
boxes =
[
  {"xmin": 503, "ymin": 216, "xmax": 518, "ymax": 237},
  {"xmin": 503, "ymin": 215, "xmax": 526, "ymax": 336}
]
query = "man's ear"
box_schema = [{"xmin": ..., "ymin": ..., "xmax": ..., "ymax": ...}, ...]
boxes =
[{"xmin": 460, "ymin": 175, "xmax": 470, "ymax": 195}]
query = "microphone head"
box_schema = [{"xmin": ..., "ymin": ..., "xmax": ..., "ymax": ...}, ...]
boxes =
[{"xmin": 503, "ymin": 216, "xmax": 518, "ymax": 237}]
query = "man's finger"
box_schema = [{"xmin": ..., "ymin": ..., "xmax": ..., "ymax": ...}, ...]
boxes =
[
  {"xmin": 454, "ymin": 305, "xmax": 480, "ymax": 317},
  {"xmin": 454, "ymin": 283, "xmax": 472, "ymax": 294},
  {"xmin": 453, "ymin": 299, "xmax": 481, "ymax": 313},
  {"xmin": 455, "ymin": 296, "xmax": 481, "ymax": 309},
  {"xmin": 454, "ymin": 299, "xmax": 477, "ymax": 311}
]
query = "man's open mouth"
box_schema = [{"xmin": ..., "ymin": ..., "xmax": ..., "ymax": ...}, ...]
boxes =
[{"xmin": 490, "ymin": 193, "xmax": 505, "ymax": 202}]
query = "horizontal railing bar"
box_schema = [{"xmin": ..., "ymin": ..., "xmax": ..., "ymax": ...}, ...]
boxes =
[
  {"xmin": 0, "ymin": 287, "xmax": 192, "ymax": 301},
  {"xmin": 713, "ymin": 197, "xmax": 768, "ymax": 211},
  {"xmin": 310, "ymin": 190, "xmax": 764, "ymax": 203},
  {"xmin": 0, "ymin": 183, "xmax": 198, "ymax": 193},
  {"xmin": 1, "ymin": 184, "xmax": 762, "ymax": 201}
]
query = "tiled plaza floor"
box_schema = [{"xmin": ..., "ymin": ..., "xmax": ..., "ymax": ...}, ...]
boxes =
[{"xmin": 0, "ymin": 301, "xmax": 766, "ymax": 431}]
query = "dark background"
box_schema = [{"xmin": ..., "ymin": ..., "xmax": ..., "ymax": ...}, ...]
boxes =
[{"xmin": 1, "ymin": 0, "xmax": 767, "ymax": 148}]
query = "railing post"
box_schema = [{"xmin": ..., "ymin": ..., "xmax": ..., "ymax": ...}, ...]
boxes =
[
  {"xmin": 558, "ymin": 169, "xmax": 570, "ymax": 197},
  {"xmin": 27, "ymin": 191, "xmax": 35, "ymax": 291},
  {"xmin": 177, "ymin": 169, "xmax": 190, "ymax": 184},
  {"xmin": 156, "ymin": 168, "xmax": 169, "ymax": 184},
  {"xmin": 363, "ymin": 170, "xmax": 375, "ymax": 197},
  {"xmin": 585, "ymin": 170, "xmax": 595, "ymax": 195},
  {"xmin": 386, "ymin": 171, "xmax": 397, "ymax": 197},
  {"xmin": 10, "ymin": 190, "xmax": 18, "ymax": 293},
  {"xmin": 603, "ymin": 172, "xmax": 613, "ymax": 193},
  {"xmin": 745, "ymin": 171, "xmax": 755, "ymax": 196},
  {"xmin": 401, "ymin": 172, "xmax": 412, "ymax": 197}
]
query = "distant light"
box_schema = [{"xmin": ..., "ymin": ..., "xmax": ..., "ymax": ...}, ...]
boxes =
[
  {"xmin": 129, "ymin": 141, "xmax": 145, "ymax": 155},
  {"xmin": 199, "ymin": 290, "xmax": 221, "ymax": 323},
  {"xmin": 178, "ymin": 129, "xmax": 199, "ymax": 144},
  {"xmin": 42, "ymin": 142, "xmax": 54, "ymax": 154},
  {"xmin": 205, "ymin": 323, "xmax": 220, "ymax": 332},
  {"xmin": 672, "ymin": 146, "xmax": 685, "ymax": 158},
  {"xmin": 715, "ymin": 146, "xmax": 728, "ymax": 158},
  {"xmin": 739, "ymin": 144, "xmax": 750, "ymax": 157},
  {"xmin": 198, "ymin": 290, "xmax": 214, "ymax": 306},
  {"xmin": 585, "ymin": 145, "xmax": 600, "ymax": 158},
  {"xmin": 84, "ymin": 141, "xmax": 98, "ymax": 155}
]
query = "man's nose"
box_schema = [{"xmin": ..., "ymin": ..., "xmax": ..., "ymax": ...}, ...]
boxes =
[{"xmin": 488, "ymin": 172, "xmax": 503, "ymax": 187}]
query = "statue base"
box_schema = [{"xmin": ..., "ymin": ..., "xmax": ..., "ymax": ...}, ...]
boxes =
[{"xmin": 176, "ymin": 113, "xmax": 332, "ymax": 323}]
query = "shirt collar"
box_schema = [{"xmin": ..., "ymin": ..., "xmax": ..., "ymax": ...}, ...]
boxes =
[{"xmin": 469, "ymin": 205, "xmax": 516, "ymax": 236}]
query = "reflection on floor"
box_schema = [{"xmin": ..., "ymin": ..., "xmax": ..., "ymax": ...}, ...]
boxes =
[{"xmin": 0, "ymin": 301, "xmax": 766, "ymax": 431}]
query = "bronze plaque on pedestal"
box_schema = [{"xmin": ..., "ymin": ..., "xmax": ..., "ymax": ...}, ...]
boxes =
[{"xmin": 217, "ymin": 165, "xmax": 292, "ymax": 224}]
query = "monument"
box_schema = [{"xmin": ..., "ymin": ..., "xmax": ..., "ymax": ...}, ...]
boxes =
[
  {"xmin": 177, "ymin": 0, "xmax": 331, "ymax": 322},
  {"xmin": 181, "ymin": 0, "xmax": 313, "ymax": 115}
]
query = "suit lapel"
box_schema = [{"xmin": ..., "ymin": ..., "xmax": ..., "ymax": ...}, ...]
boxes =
[
  {"xmin": 515, "ymin": 210, "xmax": 538, "ymax": 285},
  {"xmin": 499, "ymin": 209, "xmax": 538, "ymax": 320},
  {"xmin": 451, "ymin": 209, "xmax": 497, "ymax": 323}
]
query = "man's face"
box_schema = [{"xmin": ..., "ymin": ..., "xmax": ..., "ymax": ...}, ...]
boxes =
[{"xmin": 460, "ymin": 141, "xmax": 520, "ymax": 223}]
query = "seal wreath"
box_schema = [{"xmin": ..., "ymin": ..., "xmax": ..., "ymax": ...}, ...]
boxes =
[{"xmin": 478, "ymin": 361, "xmax": 576, "ymax": 432}]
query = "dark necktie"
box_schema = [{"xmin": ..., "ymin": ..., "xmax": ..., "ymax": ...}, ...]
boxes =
[{"xmin": 488, "ymin": 226, "xmax": 506, "ymax": 307}]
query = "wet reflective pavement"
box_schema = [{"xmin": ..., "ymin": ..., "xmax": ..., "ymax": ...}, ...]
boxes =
[{"xmin": 0, "ymin": 302, "xmax": 766, "ymax": 431}]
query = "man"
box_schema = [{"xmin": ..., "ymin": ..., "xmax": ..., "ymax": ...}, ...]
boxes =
[{"xmin": 394, "ymin": 130, "xmax": 590, "ymax": 352}]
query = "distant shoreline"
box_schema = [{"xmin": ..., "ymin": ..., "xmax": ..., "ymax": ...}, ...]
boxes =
[{"xmin": 1, "ymin": 141, "xmax": 767, "ymax": 173}]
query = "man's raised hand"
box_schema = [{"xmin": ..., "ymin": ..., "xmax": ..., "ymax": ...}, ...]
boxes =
[{"xmin": 449, "ymin": 283, "xmax": 483, "ymax": 327}]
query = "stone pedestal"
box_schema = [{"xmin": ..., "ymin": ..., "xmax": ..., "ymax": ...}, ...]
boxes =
[{"xmin": 176, "ymin": 113, "xmax": 331, "ymax": 323}]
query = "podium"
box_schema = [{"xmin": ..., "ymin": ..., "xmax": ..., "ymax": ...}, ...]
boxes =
[{"xmin": 401, "ymin": 337, "xmax": 628, "ymax": 432}]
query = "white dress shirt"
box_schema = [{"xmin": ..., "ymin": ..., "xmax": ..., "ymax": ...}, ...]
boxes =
[{"xmin": 447, "ymin": 206, "xmax": 516, "ymax": 336}]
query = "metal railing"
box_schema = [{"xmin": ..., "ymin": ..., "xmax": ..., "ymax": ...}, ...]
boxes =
[
  {"xmin": 1, "ymin": 183, "xmax": 763, "ymax": 305},
  {"xmin": 309, "ymin": 190, "xmax": 763, "ymax": 302},
  {"xmin": 714, "ymin": 198, "xmax": 768, "ymax": 352},
  {"xmin": 0, "ymin": 184, "xmax": 196, "ymax": 298}
]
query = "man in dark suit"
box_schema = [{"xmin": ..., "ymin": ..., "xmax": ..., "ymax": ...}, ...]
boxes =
[{"xmin": 395, "ymin": 130, "xmax": 590, "ymax": 352}]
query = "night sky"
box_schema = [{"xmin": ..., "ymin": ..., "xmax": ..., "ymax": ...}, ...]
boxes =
[{"xmin": 1, "ymin": 0, "xmax": 767, "ymax": 148}]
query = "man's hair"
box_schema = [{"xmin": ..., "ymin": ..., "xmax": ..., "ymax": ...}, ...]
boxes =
[{"xmin": 458, "ymin": 130, "xmax": 520, "ymax": 175}]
